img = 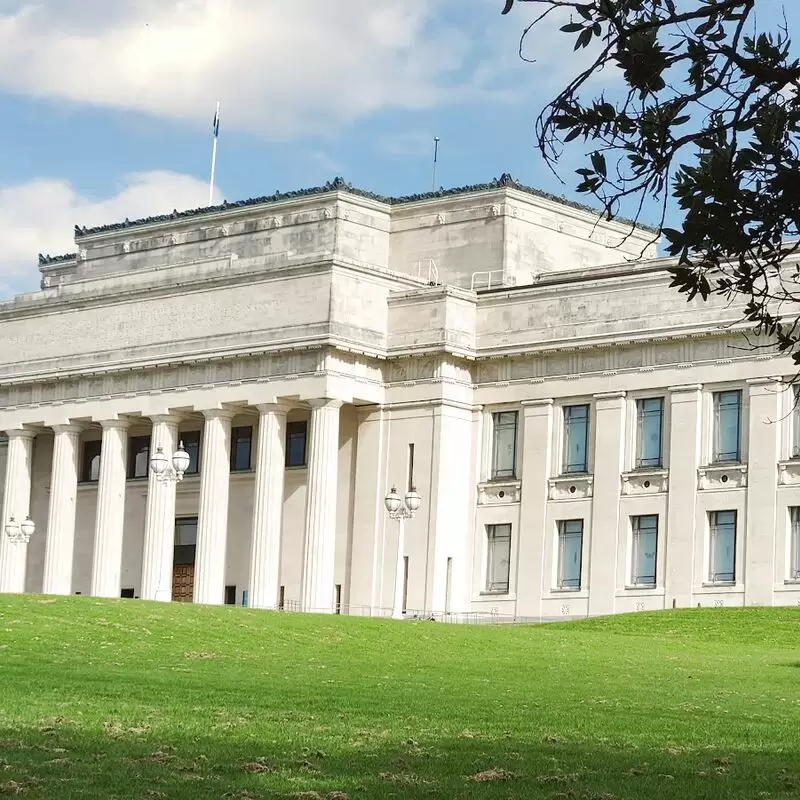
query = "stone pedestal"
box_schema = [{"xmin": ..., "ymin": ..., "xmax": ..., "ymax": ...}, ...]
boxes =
[
  {"xmin": 301, "ymin": 399, "xmax": 341, "ymax": 613},
  {"xmin": 0, "ymin": 430, "xmax": 37, "ymax": 594},
  {"xmin": 141, "ymin": 415, "xmax": 180, "ymax": 601},
  {"xmin": 248, "ymin": 403, "xmax": 289, "ymax": 609},
  {"xmin": 193, "ymin": 409, "xmax": 235, "ymax": 605},
  {"xmin": 90, "ymin": 419, "xmax": 130, "ymax": 598},
  {"xmin": 42, "ymin": 424, "xmax": 82, "ymax": 595}
]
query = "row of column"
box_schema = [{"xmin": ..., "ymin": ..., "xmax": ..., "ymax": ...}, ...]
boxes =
[{"xmin": 0, "ymin": 399, "xmax": 343, "ymax": 611}]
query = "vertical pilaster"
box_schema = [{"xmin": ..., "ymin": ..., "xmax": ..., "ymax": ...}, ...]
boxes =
[
  {"xmin": 0, "ymin": 430, "xmax": 37, "ymax": 594},
  {"xmin": 141, "ymin": 415, "xmax": 180, "ymax": 601},
  {"xmin": 587, "ymin": 392, "xmax": 626, "ymax": 616},
  {"xmin": 516, "ymin": 400, "xmax": 554, "ymax": 618},
  {"xmin": 90, "ymin": 419, "xmax": 130, "ymax": 598},
  {"xmin": 301, "ymin": 399, "xmax": 342, "ymax": 613},
  {"xmin": 665, "ymin": 384, "xmax": 703, "ymax": 607},
  {"xmin": 248, "ymin": 403, "xmax": 289, "ymax": 609},
  {"xmin": 42, "ymin": 424, "xmax": 82, "ymax": 595},
  {"xmin": 744, "ymin": 378, "xmax": 782, "ymax": 605},
  {"xmin": 194, "ymin": 409, "xmax": 235, "ymax": 605}
]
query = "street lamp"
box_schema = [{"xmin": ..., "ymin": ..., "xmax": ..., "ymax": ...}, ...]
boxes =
[
  {"xmin": 149, "ymin": 442, "xmax": 191, "ymax": 483},
  {"xmin": 384, "ymin": 485, "xmax": 422, "ymax": 620},
  {"xmin": 4, "ymin": 515, "xmax": 35, "ymax": 544}
]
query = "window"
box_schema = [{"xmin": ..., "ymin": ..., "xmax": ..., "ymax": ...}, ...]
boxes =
[
  {"xmin": 713, "ymin": 390, "xmax": 742, "ymax": 462},
  {"xmin": 174, "ymin": 517, "xmax": 198, "ymax": 566},
  {"xmin": 563, "ymin": 405, "xmax": 590, "ymax": 474},
  {"xmin": 631, "ymin": 515, "xmax": 658, "ymax": 586},
  {"xmin": 709, "ymin": 510, "xmax": 737, "ymax": 583},
  {"xmin": 285, "ymin": 421, "xmax": 308, "ymax": 467},
  {"xmin": 120, "ymin": 588, "xmax": 135, "ymax": 599},
  {"xmin": 792, "ymin": 386, "xmax": 800, "ymax": 458},
  {"xmin": 491, "ymin": 411, "xmax": 518, "ymax": 479},
  {"xmin": 224, "ymin": 585, "xmax": 237, "ymax": 606},
  {"xmin": 181, "ymin": 430, "xmax": 201, "ymax": 475},
  {"xmin": 636, "ymin": 398, "xmax": 664, "ymax": 468},
  {"xmin": 80, "ymin": 439, "xmax": 102, "ymax": 483},
  {"xmin": 485, "ymin": 524, "xmax": 512, "ymax": 593},
  {"xmin": 557, "ymin": 520, "xmax": 584, "ymax": 589},
  {"xmin": 127, "ymin": 435, "xmax": 151, "ymax": 479},
  {"xmin": 790, "ymin": 507, "xmax": 800, "ymax": 580},
  {"xmin": 230, "ymin": 426, "xmax": 253, "ymax": 471},
  {"xmin": 407, "ymin": 443, "xmax": 416, "ymax": 491}
]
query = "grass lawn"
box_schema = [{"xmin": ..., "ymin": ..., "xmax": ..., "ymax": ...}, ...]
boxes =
[{"xmin": 1, "ymin": 598, "xmax": 800, "ymax": 798}]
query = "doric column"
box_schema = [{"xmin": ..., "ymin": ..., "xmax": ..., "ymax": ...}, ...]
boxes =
[
  {"xmin": 588, "ymin": 392, "xmax": 626, "ymax": 616},
  {"xmin": 141, "ymin": 415, "xmax": 180, "ymax": 601},
  {"xmin": 90, "ymin": 419, "xmax": 130, "ymax": 598},
  {"xmin": 0, "ymin": 429, "xmax": 37, "ymax": 594},
  {"xmin": 665, "ymin": 384, "xmax": 702, "ymax": 607},
  {"xmin": 42, "ymin": 424, "xmax": 83, "ymax": 595},
  {"xmin": 744, "ymin": 378, "xmax": 782, "ymax": 605},
  {"xmin": 301, "ymin": 399, "xmax": 342, "ymax": 613},
  {"xmin": 248, "ymin": 403, "xmax": 290, "ymax": 609},
  {"xmin": 193, "ymin": 409, "xmax": 235, "ymax": 605}
]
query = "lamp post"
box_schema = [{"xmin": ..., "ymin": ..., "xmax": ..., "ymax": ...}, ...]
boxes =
[
  {"xmin": 384, "ymin": 485, "xmax": 422, "ymax": 620},
  {"xmin": 149, "ymin": 442, "xmax": 191, "ymax": 483},
  {"xmin": 4, "ymin": 516, "xmax": 35, "ymax": 544}
]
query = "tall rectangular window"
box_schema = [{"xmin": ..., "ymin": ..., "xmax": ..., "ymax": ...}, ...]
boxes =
[
  {"xmin": 285, "ymin": 421, "xmax": 308, "ymax": 468},
  {"xmin": 230, "ymin": 426, "xmax": 253, "ymax": 471},
  {"xmin": 792, "ymin": 386, "xmax": 800, "ymax": 458},
  {"xmin": 407, "ymin": 443, "xmax": 416, "ymax": 491},
  {"xmin": 631, "ymin": 515, "xmax": 658, "ymax": 586},
  {"xmin": 80, "ymin": 439, "xmax": 102, "ymax": 483},
  {"xmin": 557, "ymin": 519, "xmax": 584, "ymax": 589},
  {"xmin": 709, "ymin": 510, "xmax": 737, "ymax": 582},
  {"xmin": 127, "ymin": 435, "xmax": 151, "ymax": 479},
  {"xmin": 636, "ymin": 398, "xmax": 664, "ymax": 468},
  {"xmin": 563, "ymin": 405, "xmax": 590, "ymax": 474},
  {"xmin": 491, "ymin": 411, "xmax": 518, "ymax": 479},
  {"xmin": 713, "ymin": 390, "xmax": 742, "ymax": 462},
  {"xmin": 181, "ymin": 430, "xmax": 201, "ymax": 475},
  {"xmin": 790, "ymin": 507, "xmax": 800, "ymax": 580},
  {"xmin": 485, "ymin": 524, "xmax": 512, "ymax": 593}
]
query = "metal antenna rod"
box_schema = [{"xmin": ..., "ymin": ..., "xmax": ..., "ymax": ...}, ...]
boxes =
[{"xmin": 432, "ymin": 137, "xmax": 440, "ymax": 193}]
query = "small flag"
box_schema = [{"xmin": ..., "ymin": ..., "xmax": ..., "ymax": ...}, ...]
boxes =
[{"xmin": 213, "ymin": 108, "xmax": 220, "ymax": 138}]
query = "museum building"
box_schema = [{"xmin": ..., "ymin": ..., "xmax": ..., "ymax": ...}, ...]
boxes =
[{"xmin": 1, "ymin": 175, "xmax": 799, "ymax": 620}]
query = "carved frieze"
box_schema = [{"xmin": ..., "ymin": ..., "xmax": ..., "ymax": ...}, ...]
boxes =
[
  {"xmin": 477, "ymin": 480, "xmax": 521, "ymax": 505},
  {"xmin": 621, "ymin": 470, "xmax": 669, "ymax": 496},
  {"xmin": 697, "ymin": 464, "xmax": 748, "ymax": 491},
  {"xmin": 548, "ymin": 474, "xmax": 594, "ymax": 500}
]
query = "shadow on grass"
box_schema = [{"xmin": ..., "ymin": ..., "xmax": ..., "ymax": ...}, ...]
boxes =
[{"xmin": 1, "ymin": 723, "xmax": 799, "ymax": 800}]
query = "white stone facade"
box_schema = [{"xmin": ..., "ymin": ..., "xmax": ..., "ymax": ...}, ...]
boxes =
[{"xmin": 1, "ymin": 176, "xmax": 799, "ymax": 619}]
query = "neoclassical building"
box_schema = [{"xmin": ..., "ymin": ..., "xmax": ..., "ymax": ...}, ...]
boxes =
[{"xmin": 1, "ymin": 175, "xmax": 799, "ymax": 619}]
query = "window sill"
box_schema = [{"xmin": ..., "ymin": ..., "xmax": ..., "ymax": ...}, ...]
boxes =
[
  {"xmin": 285, "ymin": 465, "xmax": 308, "ymax": 472},
  {"xmin": 621, "ymin": 470, "xmax": 668, "ymax": 495},
  {"xmin": 478, "ymin": 480, "xmax": 521, "ymax": 505},
  {"xmin": 548, "ymin": 473, "xmax": 593, "ymax": 501},
  {"xmin": 698, "ymin": 582, "xmax": 741, "ymax": 591},
  {"xmin": 551, "ymin": 586, "xmax": 583, "ymax": 594},
  {"xmin": 476, "ymin": 591, "xmax": 516, "ymax": 601},
  {"xmin": 624, "ymin": 584, "xmax": 658, "ymax": 591},
  {"xmin": 697, "ymin": 463, "xmax": 747, "ymax": 490}
]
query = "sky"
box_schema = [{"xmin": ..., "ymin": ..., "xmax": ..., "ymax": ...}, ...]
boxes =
[{"xmin": 0, "ymin": 0, "xmax": 796, "ymax": 298}]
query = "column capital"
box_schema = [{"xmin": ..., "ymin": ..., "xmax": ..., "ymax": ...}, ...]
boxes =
[
  {"xmin": 51, "ymin": 423, "xmax": 84, "ymax": 436},
  {"xmin": 3, "ymin": 428, "xmax": 37, "ymax": 441},
  {"xmin": 201, "ymin": 408, "xmax": 237, "ymax": 421},
  {"xmin": 255, "ymin": 402, "xmax": 293, "ymax": 416},
  {"xmin": 668, "ymin": 383, "xmax": 703, "ymax": 395},
  {"xmin": 98, "ymin": 418, "xmax": 132, "ymax": 430},
  {"xmin": 593, "ymin": 391, "xmax": 626, "ymax": 402},
  {"xmin": 149, "ymin": 414, "xmax": 182, "ymax": 426},
  {"xmin": 308, "ymin": 398, "xmax": 343, "ymax": 410}
]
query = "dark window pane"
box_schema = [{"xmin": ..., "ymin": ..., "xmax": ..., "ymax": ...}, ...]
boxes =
[
  {"xmin": 81, "ymin": 439, "xmax": 102, "ymax": 483},
  {"xmin": 174, "ymin": 517, "xmax": 198, "ymax": 566},
  {"xmin": 128, "ymin": 436, "xmax": 151, "ymax": 479},
  {"xmin": 181, "ymin": 430, "xmax": 201, "ymax": 475},
  {"xmin": 230, "ymin": 426, "xmax": 253, "ymax": 471},
  {"xmin": 286, "ymin": 421, "xmax": 308, "ymax": 467}
]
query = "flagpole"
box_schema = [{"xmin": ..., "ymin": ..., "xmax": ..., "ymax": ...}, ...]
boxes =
[
  {"xmin": 209, "ymin": 101, "xmax": 220, "ymax": 205},
  {"xmin": 431, "ymin": 136, "xmax": 440, "ymax": 192}
]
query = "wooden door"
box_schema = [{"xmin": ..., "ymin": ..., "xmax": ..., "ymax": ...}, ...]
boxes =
[{"xmin": 172, "ymin": 564, "xmax": 194, "ymax": 603}]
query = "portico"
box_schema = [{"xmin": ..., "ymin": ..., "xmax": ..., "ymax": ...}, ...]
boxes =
[{"xmin": 0, "ymin": 395, "xmax": 354, "ymax": 612}]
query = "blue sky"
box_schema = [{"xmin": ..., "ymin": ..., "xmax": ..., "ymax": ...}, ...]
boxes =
[{"xmin": 0, "ymin": 0, "xmax": 796, "ymax": 297}]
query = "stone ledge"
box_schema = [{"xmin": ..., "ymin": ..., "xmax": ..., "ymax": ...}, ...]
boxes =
[
  {"xmin": 548, "ymin": 474, "xmax": 593, "ymax": 500},
  {"xmin": 698, "ymin": 463, "xmax": 748, "ymax": 490},
  {"xmin": 477, "ymin": 480, "xmax": 521, "ymax": 505},
  {"xmin": 621, "ymin": 469, "xmax": 669, "ymax": 495}
]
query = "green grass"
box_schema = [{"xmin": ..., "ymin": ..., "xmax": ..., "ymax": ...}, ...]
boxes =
[{"xmin": 1, "ymin": 598, "xmax": 800, "ymax": 799}]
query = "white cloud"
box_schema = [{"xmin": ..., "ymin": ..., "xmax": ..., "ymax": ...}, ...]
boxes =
[
  {"xmin": 0, "ymin": 0, "xmax": 492, "ymax": 137},
  {"xmin": 0, "ymin": 171, "xmax": 220, "ymax": 297}
]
